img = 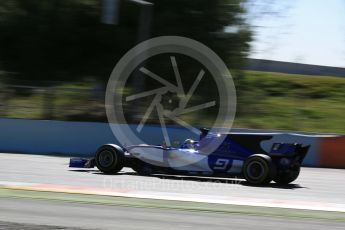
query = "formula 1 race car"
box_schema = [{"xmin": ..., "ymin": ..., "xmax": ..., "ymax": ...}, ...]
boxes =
[{"xmin": 70, "ymin": 129, "xmax": 310, "ymax": 185}]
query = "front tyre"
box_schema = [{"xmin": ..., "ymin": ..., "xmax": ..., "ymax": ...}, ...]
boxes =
[
  {"xmin": 95, "ymin": 144, "xmax": 124, "ymax": 174},
  {"xmin": 274, "ymin": 163, "xmax": 300, "ymax": 184},
  {"xmin": 243, "ymin": 154, "xmax": 276, "ymax": 185}
]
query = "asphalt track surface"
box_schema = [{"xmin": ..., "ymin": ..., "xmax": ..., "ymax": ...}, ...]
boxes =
[
  {"xmin": 1, "ymin": 198, "xmax": 344, "ymax": 230},
  {"xmin": 0, "ymin": 153, "xmax": 344, "ymax": 229},
  {"xmin": 0, "ymin": 153, "xmax": 344, "ymax": 205}
]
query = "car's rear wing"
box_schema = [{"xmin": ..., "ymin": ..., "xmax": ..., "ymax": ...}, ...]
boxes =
[{"xmin": 269, "ymin": 143, "xmax": 310, "ymax": 163}]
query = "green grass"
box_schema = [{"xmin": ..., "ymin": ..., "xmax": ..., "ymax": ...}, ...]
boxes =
[
  {"xmin": 233, "ymin": 71, "xmax": 345, "ymax": 134},
  {"xmin": 1, "ymin": 70, "xmax": 344, "ymax": 134}
]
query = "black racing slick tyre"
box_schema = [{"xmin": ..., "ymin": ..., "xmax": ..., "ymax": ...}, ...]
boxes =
[
  {"xmin": 274, "ymin": 163, "xmax": 301, "ymax": 184},
  {"xmin": 95, "ymin": 144, "xmax": 125, "ymax": 174},
  {"xmin": 243, "ymin": 154, "xmax": 276, "ymax": 185}
]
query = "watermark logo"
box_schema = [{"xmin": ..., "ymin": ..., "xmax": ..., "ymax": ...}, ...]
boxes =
[
  {"xmin": 103, "ymin": 177, "xmax": 242, "ymax": 191},
  {"xmin": 105, "ymin": 36, "xmax": 236, "ymax": 167}
]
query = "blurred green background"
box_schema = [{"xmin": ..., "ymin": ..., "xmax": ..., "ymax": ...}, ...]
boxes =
[{"xmin": 0, "ymin": 0, "xmax": 344, "ymax": 134}]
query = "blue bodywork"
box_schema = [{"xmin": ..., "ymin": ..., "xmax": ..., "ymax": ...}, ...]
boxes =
[
  {"xmin": 176, "ymin": 132, "xmax": 308, "ymax": 174},
  {"xmin": 70, "ymin": 130, "xmax": 310, "ymax": 177}
]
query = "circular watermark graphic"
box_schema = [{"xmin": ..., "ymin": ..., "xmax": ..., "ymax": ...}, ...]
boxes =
[{"xmin": 105, "ymin": 36, "xmax": 236, "ymax": 167}]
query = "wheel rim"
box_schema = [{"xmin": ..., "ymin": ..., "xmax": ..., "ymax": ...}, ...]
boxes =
[
  {"xmin": 98, "ymin": 150, "xmax": 114, "ymax": 168},
  {"xmin": 247, "ymin": 161, "xmax": 265, "ymax": 180}
]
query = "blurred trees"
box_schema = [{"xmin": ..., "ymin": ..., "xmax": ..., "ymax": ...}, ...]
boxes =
[
  {"xmin": 0, "ymin": 0, "xmax": 251, "ymax": 84},
  {"xmin": 0, "ymin": 0, "xmax": 130, "ymax": 84},
  {"xmin": 153, "ymin": 0, "xmax": 251, "ymax": 69}
]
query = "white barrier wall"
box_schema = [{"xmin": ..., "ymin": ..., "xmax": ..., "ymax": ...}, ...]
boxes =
[
  {"xmin": 0, "ymin": 118, "xmax": 196, "ymax": 156},
  {"xmin": 0, "ymin": 118, "xmax": 342, "ymax": 167}
]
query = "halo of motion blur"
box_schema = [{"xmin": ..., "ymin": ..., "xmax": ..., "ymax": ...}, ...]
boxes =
[{"xmin": 105, "ymin": 36, "xmax": 236, "ymax": 167}]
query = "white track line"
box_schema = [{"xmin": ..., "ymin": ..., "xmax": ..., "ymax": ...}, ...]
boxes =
[{"xmin": 0, "ymin": 181, "xmax": 344, "ymax": 213}]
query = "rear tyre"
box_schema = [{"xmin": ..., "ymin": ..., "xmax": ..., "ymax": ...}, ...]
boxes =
[
  {"xmin": 95, "ymin": 144, "xmax": 124, "ymax": 174},
  {"xmin": 274, "ymin": 163, "xmax": 300, "ymax": 184},
  {"xmin": 243, "ymin": 154, "xmax": 276, "ymax": 185}
]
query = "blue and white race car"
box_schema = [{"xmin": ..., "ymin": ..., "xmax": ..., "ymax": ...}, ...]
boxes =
[{"xmin": 70, "ymin": 129, "xmax": 310, "ymax": 185}]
